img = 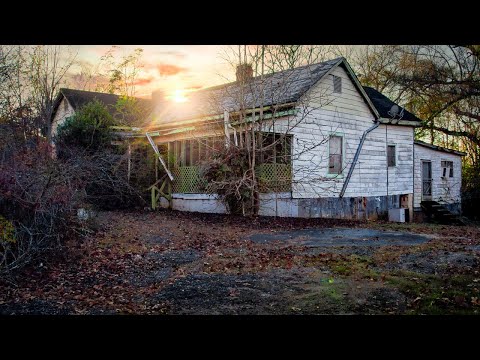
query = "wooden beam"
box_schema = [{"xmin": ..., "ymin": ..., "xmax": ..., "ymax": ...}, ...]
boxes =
[
  {"xmin": 127, "ymin": 144, "xmax": 132, "ymax": 182},
  {"xmin": 145, "ymin": 132, "xmax": 174, "ymax": 181}
]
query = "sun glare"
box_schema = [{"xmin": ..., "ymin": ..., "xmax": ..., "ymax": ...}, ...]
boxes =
[{"xmin": 171, "ymin": 89, "xmax": 188, "ymax": 103}]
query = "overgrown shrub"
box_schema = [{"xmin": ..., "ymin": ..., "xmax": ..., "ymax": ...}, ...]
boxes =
[
  {"xmin": 201, "ymin": 146, "xmax": 256, "ymax": 215},
  {"xmin": 462, "ymin": 163, "xmax": 480, "ymax": 220},
  {"xmin": 55, "ymin": 101, "xmax": 149, "ymax": 210},
  {"xmin": 0, "ymin": 142, "xmax": 84, "ymax": 274},
  {"xmin": 55, "ymin": 99, "xmax": 116, "ymax": 153}
]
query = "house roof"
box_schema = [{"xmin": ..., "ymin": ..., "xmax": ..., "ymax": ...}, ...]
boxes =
[
  {"xmin": 148, "ymin": 57, "xmax": 380, "ymax": 127},
  {"xmin": 363, "ymin": 86, "xmax": 422, "ymax": 124},
  {"xmin": 52, "ymin": 88, "xmax": 154, "ymax": 126},
  {"xmin": 414, "ymin": 140, "xmax": 466, "ymax": 156}
]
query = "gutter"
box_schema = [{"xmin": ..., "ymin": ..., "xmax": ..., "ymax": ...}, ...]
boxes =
[
  {"xmin": 339, "ymin": 121, "xmax": 380, "ymax": 198},
  {"xmin": 146, "ymin": 102, "xmax": 297, "ymax": 131}
]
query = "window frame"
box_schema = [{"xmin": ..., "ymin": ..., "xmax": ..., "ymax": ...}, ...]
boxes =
[
  {"xmin": 327, "ymin": 133, "xmax": 344, "ymax": 177},
  {"xmin": 387, "ymin": 144, "xmax": 396, "ymax": 167},
  {"xmin": 332, "ymin": 75, "xmax": 342, "ymax": 94},
  {"xmin": 441, "ymin": 160, "xmax": 454, "ymax": 178}
]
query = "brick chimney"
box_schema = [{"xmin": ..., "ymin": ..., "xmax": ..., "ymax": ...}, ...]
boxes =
[
  {"xmin": 151, "ymin": 89, "xmax": 166, "ymax": 104},
  {"xmin": 236, "ymin": 63, "xmax": 253, "ymax": 82}
]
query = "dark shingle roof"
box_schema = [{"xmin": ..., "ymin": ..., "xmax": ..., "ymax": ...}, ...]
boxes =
[
  {"xmin": 363, "ymin": 86, "xmax": 422, "ymax": 123},
  {"xmin": 414, "ymin": 140, "xmax": 466, "ymax": 156},
  {"xmin": 54, "ymin": 88, "xmax": 153, "ymax": 126},
  {"xmin": 149, "ymin": 57, "xmax": 351, "ymax": 125}
]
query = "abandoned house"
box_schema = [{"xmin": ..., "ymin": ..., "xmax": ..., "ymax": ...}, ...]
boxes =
[{"xmin": 50, "ymin": 57, "xmax": 464, "ymax": 221}]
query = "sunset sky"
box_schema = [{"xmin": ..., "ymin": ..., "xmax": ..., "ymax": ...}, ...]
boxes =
[{"xmin": 73, "ymin": 45, "xmax": 233, "ymax": 99}]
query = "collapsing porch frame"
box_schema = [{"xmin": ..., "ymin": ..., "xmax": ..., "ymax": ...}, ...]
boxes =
[
  {"xmin": 146, "ymin": 132, "xmax": 174, "ymax": 181},
  {"xmin": 148, "ymin": 174, "xmax": 172, "ymax": 210},
  {"xmin": 146, "ymin": 132, "xmax": 175, "ymax": 209}
]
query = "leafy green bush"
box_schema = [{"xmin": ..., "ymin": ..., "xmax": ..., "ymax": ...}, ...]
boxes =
[
  {"xmin": 56, "ymin": 100, "xmax": 116, "ymax": 152},
  {"xmin": 0, "ymin": 215, "xmax": 15, "ymax": 245}
]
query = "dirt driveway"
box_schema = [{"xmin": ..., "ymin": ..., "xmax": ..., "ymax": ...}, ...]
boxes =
[{"xmin": 1, "ymin": 210, "xmax": 479, "ymax": 315}]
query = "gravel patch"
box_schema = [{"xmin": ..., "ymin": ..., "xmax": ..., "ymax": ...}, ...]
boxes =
[
  {"xmin": 250, "ymin": 228, "xmax": 430, "ymax": 247},
  {"xmin": 151, "ymin": 270, "xmax": 305, "ymax": 315},
  {"xmin": 146, "ymin": 249, "xmax": 201, "ymax": 267},
  {"xmin": 0, "ymin": 300, "xmax": 74, "ymax": 315},
  {"xmin": 382, "ymin": 251, "xmax": 479, "ymax": 275}
]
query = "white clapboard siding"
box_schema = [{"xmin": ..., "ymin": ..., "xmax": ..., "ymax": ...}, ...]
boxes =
[
  {"xmin": 413, "ymin": 144, "xmax": 462, "ymax": 208},
  {"xmin": 271, "ymin": 65, "xmax": 415, "ymax": 199}
]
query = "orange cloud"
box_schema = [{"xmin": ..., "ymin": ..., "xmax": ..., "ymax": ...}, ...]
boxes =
[
  {"xmin": 157, "ymin": 50, "xmax": 187, "ymax": 59},
  {"xmin": 132, "ymin": 77, "xmax": 154, "ymax": 86},
  {"xmin": 157, "ymin": 63, "xmax": 188, "ymax": 76}
]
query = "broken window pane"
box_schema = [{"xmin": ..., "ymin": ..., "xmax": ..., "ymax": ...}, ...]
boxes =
[{"xmin": 441, "ymin": 160, "xmax": 453, "ymax": 178}]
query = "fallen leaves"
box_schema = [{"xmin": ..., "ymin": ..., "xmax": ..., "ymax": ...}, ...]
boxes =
[{"xmin": 1, "ymin": 209, "xmax": 479, "ymax": 315}]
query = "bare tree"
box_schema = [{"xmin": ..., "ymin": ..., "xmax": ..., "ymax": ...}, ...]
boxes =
[
  {"xmin": 179, "ymin": 45, "xmax": 343, "ymax": 215},
  {"xmin": 0, "ymin": 45, "xmax": 78, "ymax": 147},
  {"xmin": 350, "ymin": 45, "xmax": 480, "ymax": 163},
  {"xmin": 95, "ymin": 46, "xmax": 145, "ymax": 97},
  {"xmin": 29, "ymin": 45, "xmax": 78, "ymax": 144}
]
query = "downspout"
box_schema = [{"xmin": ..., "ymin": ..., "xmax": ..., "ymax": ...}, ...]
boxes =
[
  {"xmin": 224, "ymin": 110, "xmax": 238, "ymax": 146},
  {"xmin": 339, "ymin": 121, "xmax": 380, "ymax": 198}
]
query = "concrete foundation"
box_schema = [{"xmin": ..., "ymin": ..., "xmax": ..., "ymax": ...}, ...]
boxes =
[
  {"xmin": 412, "ymin": 202, "xmax": 462, "ymax": 223},
  {"xmin": 296, "ymin": 194, "xmax": 409, "ymax": 220},
  {"xmin": 163, "ymin": 192, "xmax": 414, "ymax": 220}
]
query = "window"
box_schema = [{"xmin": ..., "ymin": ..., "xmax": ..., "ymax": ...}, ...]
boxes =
[
  {"xmin": 63, "ymin": 99, "xmax": 68, "ymax": 112},
  {"xmin": 257, "ymin": 132, "xmax": 292, "ymax": 165},
  {"xmin": 441, "ymin": 160, "xmax": 453, "ymax": 178},
  {"xmin": 333, "ymin": 75, "xmax": 342, "ymax": 93},
  {"xmin": 387, "ymin": 145, "xmax": 396, "ymax": 167},
  {"xmin": 168, "ymin": 136, "xmax": 224, "ymax": 167},
  {"xmin": 329, "ymin": 135, "xmax": 343, "ymax": 174}
]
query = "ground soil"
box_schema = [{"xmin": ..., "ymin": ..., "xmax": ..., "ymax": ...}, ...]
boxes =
[{"xmin": 1, "ymin": 209, "xmax": 479, "ymax": 315}]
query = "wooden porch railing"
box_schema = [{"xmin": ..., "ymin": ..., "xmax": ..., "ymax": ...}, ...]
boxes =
[{"xmin": 148, "ymin": 174, "xmax": 172, "ymax": 210}]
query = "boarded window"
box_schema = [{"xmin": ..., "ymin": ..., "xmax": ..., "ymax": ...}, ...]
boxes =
[
  {"xmin": 329, "ymin": 135, "xmax": 343, "ymax": 174},
  {"xmin": 333, "ymin": 75, "xmax": 342, "ymax": 93},
  {"xmin": 441, "ymin": 160, "xmax": 453, "ymax": 178},
  {"xmin": 387, "ymin": 145, "xmax": 396, "ymax": 167}
]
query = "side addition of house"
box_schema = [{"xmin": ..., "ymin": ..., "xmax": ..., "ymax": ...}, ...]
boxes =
[{"xmin": 413, "ymin": 140, "xmax": 465, "ymax": 215}]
